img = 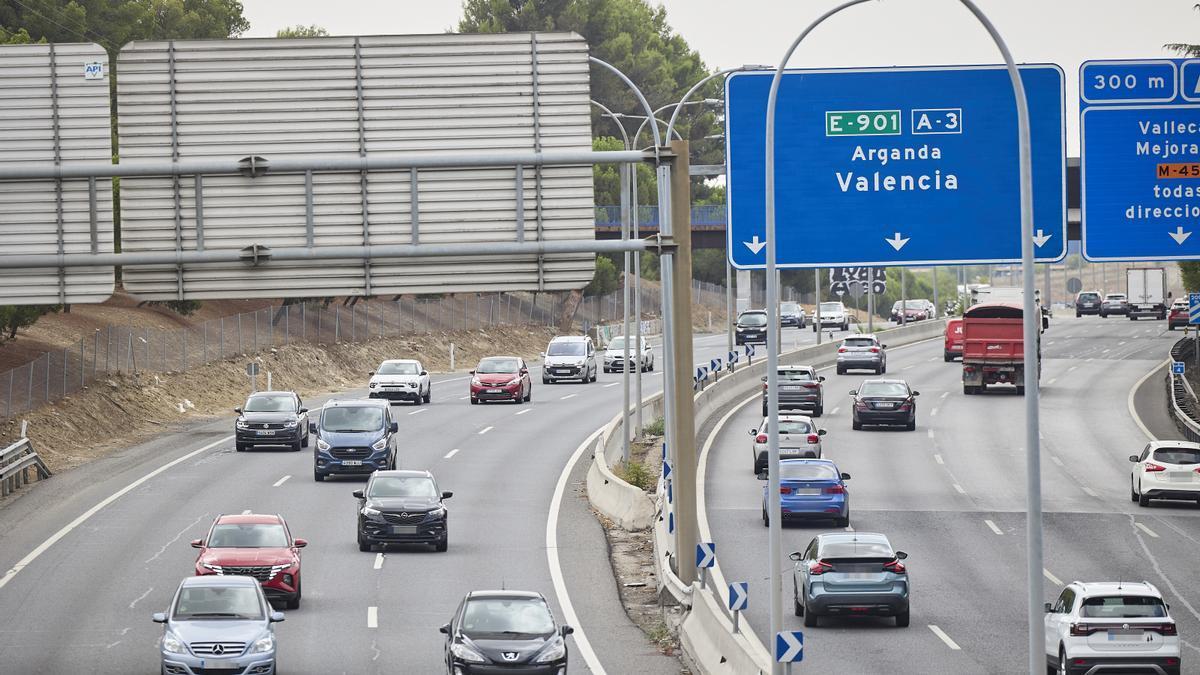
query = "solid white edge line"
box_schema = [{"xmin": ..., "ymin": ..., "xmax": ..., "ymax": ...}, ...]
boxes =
[
  {"xmin": 367, "ymin": 606, "xmax": 378, "ymax": 628},
  {"xmin": 272, "ymin": 475, "xmax": 291, "ymax": 488},
  {"xmin": 373, "ymin": 553, "xmax": 384, "ymax": 570},
  {"xmin": 1128, "ymin": 358, "xmax": 1170, "ymax": 442},
  {"xmin": 984, "ymin": 519, "xmax": 1003, "ymax": 536},
  {"xmin": 1135, "ymin": 522, "xmax": 1159, "ymax": 538},
  {"xmin": 928, "ymin": 624, "xmax": 962, "ymax": 650},
  {"xmin": 1043, "ymin": 568, "xmax": 1063, "ymax": 586},
  {"xmin": 546, "ymin": 426, "xmax": 606, "ymax": 675},
  {"xmin": 0, "ymin": 434, "xmax": 234, "ymax": 591},
  {"xmin": 444, "ymin": 449, "xmax": 460, "ymax": 459},
  {"xmin": 478, "ymin": 426, "xmax": 493, "ymax": 435}
]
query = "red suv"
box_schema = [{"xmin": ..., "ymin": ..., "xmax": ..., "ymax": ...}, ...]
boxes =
[
  {"xmin": 470, "ymin": 356, "xmax": 532, "ymax": 404},
  {"xmin": 1169, "ymin": 300, "xmax": 1189, "ymax": 330},
  {"xmin": 191, "ymin": 514, "xmax": 307, "ymax": 609}
]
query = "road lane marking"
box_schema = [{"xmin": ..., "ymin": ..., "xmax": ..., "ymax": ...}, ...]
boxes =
[
  {"xmin": 273, "ymin": 475, "xmax": 291, "ymax": 487},
  {"xmin": 1119, "ymin": 341, "xmax": 1127, "ymax": 345},
  {"xmin": 829, "ymin": 407, "xmax": 840, "ymax": 415},
  {"xmin": 367, "ymin": 606, "xmax": 378, "ymax": 628},
  {"xmin": 604, "ymin": 382, "xmax": 619, "ymax": 388},
  {"xmin": 241, "ymin": 509, "xmax": 252, "ymax": 515},
  {"xmin": 560, "ymin": 393, "xmax": 578, "ymax": 400},
  {"xmin": 928, "ymin": 625, "xmax": 961, "ymax": 650},
  {"xmin": 930, "ymin": 407, "xmax": 939, "ymax": 417},
  {"xmin": 458, "ymin": 396, "xmax": 468, "ymax": 400},
  {"xmin": 984, "ymin": 519, "xmax": 1003, "ymax": 535},
  {"xmin": 515, "ymin": 409, "xmax": 532, "ymax": 415},
  {"xmin": 547, "ymin": 426, "xmax": 608, "ymax": 674},
  {"xmin": 1081, "ymin": 487, "xmax": 1099, "ymax": 497},
  {"xmin": 444, "ymin": 448, "xmax": 460, "ymax": 459},
  {"xmin": 1044, "ymin": 569, "xmax": 1063, "ymax": 586},
  {"xmin": 1068, "ymin": 366, "xmax": 1077, "ymax": 372},
  {"xmin": 408, "ymin": 408, "xmax": 427, "ymax": 415},
  {"xmin": 1135, "ymin": 522, "xmax": 1159, "ymax": 538},
  {"xmin": 129, "ymin": 586, "xmax": 153, "ymax": 609},
  {"xmin": 373, "ymin": 553, "xmax": 384, "ymax": 570},
  {"xmin": 928, "ymin": 430, "xmax": 936, "ymax": 440},
  {"xmin": 1102, "ymin": 349, "xmax": 1111, "ymax": 354},
  {"xmin": 902, "ymin": 364, "xmax": 915, "ymax": 370},
  {"xmin": 1046, "ymin": 378, "xmax": 1057, "ymax": 386},
  {"xmin": 940, "ymin": 392, "xmax": 949, "ymax": 400},
  {"xmin": 478, "ymin": 426, "xmax": 493, "ymax": 435},
  {"xmin": 1129, "ymin": 358, "xmax": 1171, "ymax": 442},
  {"xmin": 0, "ymin": 434, "xmax": 234, "ymax": 592},
  {"xmin": 1050, "ymin": 455, "xmax": 1064, "ymax": 467},
  {"xmin": 953, "ymin": 484, "xmax": 966, "ymax": 495}
]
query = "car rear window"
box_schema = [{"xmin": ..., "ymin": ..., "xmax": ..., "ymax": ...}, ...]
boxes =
[
  {"xmin": 859, "ymin": 382, "xmax": 910, "ymax": 397},
  {"xmin": 778, "ymin": 369, "xmax": 814, "ymax": 381},
  {"xmin": 1078, "ymin": 293, "xmax": 1099, "ymax": 302},
  {"xmin": 819, "ymin": 540, "xmax": 893, "ymax": 559},
  {"xmin": 1152, "ymin": 448, "xmax": 1200, "ymax": 465},
  {"xmin": 843, "ymin": 338, "xmax": 875, "ymax": 348},
  {"xmin": 1080, "ymin": 596, "xmax": 1167, "ymax": 619},
  {"xmin": 1105, "ymin": 294, "xmax": 1126, "ymax": 301},
  {"xmin": 776, "ymin": 420, "xmax": 812, "ymax": 434},
  {"xmin": 739, "ymin": 313, "xmax": 767, "ymax": 326},
  {"xmin": 780, "ymin": 464, "xmax": 837, "ymax": 480}
]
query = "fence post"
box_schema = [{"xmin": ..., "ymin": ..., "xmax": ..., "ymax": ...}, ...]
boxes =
[
  {"xmin": 6, "ymin": 369, "xmax": 12, "ymax": 421},
  {"xmin": 284, "ymin": 305, "xmax": 290, "ymax": 346},
  {"xmin": 203, "ymin": 322, "xmax": 208, "ymax": 364},
  {"xmin": 335, "ymin": 306, "xmax": 341, "ymax": 343},
  {"xmin": 220, "ymin": 317, "xmax": 225, "ymax": 360},
  {"xmin": 254, "ymin": 311, "xmax": 259, "ymax": 351},
  {"xmin": 79, "ymin": 339, "xmax": 85, "ymax": 389},
  {"xmin": 182, "ymin": 329, "xmax": 188, "ymax": 371}
]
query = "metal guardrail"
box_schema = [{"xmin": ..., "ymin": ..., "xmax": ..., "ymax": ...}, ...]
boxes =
[
  {"xmin": 1167, "ymin": 337, "xmax": 1200, "ymax": 442},
  {"xmin": 0, "ymin": 437, "xmax": 52, "ymax": 497}
]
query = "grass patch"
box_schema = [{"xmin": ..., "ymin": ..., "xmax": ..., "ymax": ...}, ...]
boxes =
[
  {"xmin": 615, "ymin": 460, "xmax": 654, "ymax": 490},
  {"xmin": 642, "ymin": 416, "xmax": 665, "ymax": 438},
  {"xmin": 646, "ymin": 620, "xmax": 674, "ymax": 649}
]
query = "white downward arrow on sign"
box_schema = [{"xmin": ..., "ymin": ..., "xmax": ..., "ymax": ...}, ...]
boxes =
[
  {"xmin": 1032, "ymin": 229, "xmax": 1052, "ymax": 247},
  {"xmin": 1170, "ymin": 226, "xmax": 1192, "ymax": 245},
  {"xmin": 885, "ymin": 232, "xmax": 910, "ymax": 251},
  {"xmin": 744, "ymin": 236, "xmax": 766, "ymax": 254}
]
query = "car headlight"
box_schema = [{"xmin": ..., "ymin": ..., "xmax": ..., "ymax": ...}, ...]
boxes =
[
  {"xmin": 504, "ymin": 378, "xmax": 521, "ymax": 387},
  {"xmin": 249, "ymin": 634, "xmax": 275, "ymax": 654},
  {"xmin": 371, "ymin": 438, "xmax": 387, "ymax": 451},
  {"xmin": 283, "ymin": 419, "xmax": 298, "ymax": 428},
  {"xmin": 369, "ymin": 381, "xmax": 377, "ymax": 388},
  {"xmin": 736, "ymin": 326, "xmax": 745, "ymax": 331},
  {"xmin": 471, "ymin": 377, "xmax": 482, "ymax": 386},
  {"xmin": 162, "ymin": 631, "xmax": 187, "ymax": 655},
  {"xmin": 236, "ymin": 419, "xmax": 248, "ymax": 429},
  {"xmin": 316, "ymin": 439, "xmax": 330, "ymax": 451},
  {"xmin": 201, "ymin": 562, "xmax": 224, "ymax": 574},
  {"xmin": 428, "ymin": 506, "xmax": 446, "ymax": 518},
  {"xmin": 361, "ymin": 505, "xmax": 382, "ymax": 518},
  {"xmin": 535, "ymin": 638, "xmax": 566, "ymax": 663},
  {"xmin": 451, "ymin": 642, "xmax": 487, "ymax": 664}
]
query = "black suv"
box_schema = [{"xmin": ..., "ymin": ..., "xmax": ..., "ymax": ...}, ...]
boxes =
[
  {"xmin": 735, "ymin": 310, "xmax": 769, "ymax": 345},
  {"xmin": 1075, "ymin": 290, "xmax": 1102, "ymax": 317},
  {"xmin": 354, "ymin": 470, "xmax": 450, "ymax": 552},
  {"xmin": 311, "ymin": 399, "xmax": 398, "ymax": 481},
  {"xmin": 235, "ymin": 391, "xmax": 309, "ymax": 452}
]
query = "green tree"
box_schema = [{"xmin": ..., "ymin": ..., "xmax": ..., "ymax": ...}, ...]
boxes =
[
  {"xmin": 0, "ymin": 306, "xmax": 59, "ymax": 342},
  {"xmin": 276, "ymin": 24, "xmax": 329, "ymax": 38},
  {"xmin": 584, "ymin": 255, "xmax": 620, "ymax": 296},
  {"xmin": 1180, "ymin": 262, "xmax": 1200, "ymax": 293}
]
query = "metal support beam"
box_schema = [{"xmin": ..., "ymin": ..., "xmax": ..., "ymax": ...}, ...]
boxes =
[
  {"xmin": 354, "ymin": 37, "xmax": 372, "ymax": 296},
  {"xmin": 168, "ymin": 40, "xmax": 185, "ymax": 300},
  {"xmin": 410, "ymin": 169, "xmax": 420, "ymax": 245},
  {"xmin": 668, "ymin": 140, "xmax": 697, "ymax": 586},
  {"xmin": 194, "ymin": 174, "xmax": 205, "ymax": 251},
  {"xmin": 48, "ymin": 43, "xmax": 66, "ymax": 304},
  {"xmin": 531, "ymin": 33, "xmax": 546, "ymax": 291}
]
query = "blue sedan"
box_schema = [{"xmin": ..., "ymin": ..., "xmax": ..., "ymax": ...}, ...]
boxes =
[{"xmin": 761, "ymin": 458, "xmax": 850, "ymax": 527}]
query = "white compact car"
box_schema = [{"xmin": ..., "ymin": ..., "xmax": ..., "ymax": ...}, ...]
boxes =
[
  {"xmin": 368, "ymin": 359, "xmax": 431, "ymax": 405},
  {"xmin": 1044, "ymin": 581, "xmax": 1180, "ymax": 675},
  {"xmin": 1129, "ymin": 441, "xmax": 1200, "ymax": 507},
  {"xmin": 541, "ymin": 335, "xmax": 598, "ymax": 384},
  {"xmin": 814, "ymin": 301, "xmax": 849, "ymax": 331},
  {"xmin": 603, "ymin": 335, "xmax": 653, "ymax": 373}
]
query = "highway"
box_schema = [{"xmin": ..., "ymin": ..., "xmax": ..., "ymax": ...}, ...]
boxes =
[
  {"xmin": 703, "ymin": 315, "xmax": 1196, "ymax": 673},
  {"xmin": 0, "ymin": 325, "xmax": 832, "ymax": 674}
]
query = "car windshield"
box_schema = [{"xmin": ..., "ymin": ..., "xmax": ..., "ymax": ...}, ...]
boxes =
[
  {"xmin": 243, "ymin": 394, "xmax": 295, "ymax": 413},
  {"xmin": 207, "ymin": 523, "xmax": 289, "ymax": 548},
  {"xmin": 1152, "ymin": 448, "xmax": 1200, "ymax": 465},
  {"xmin": 173, "ymin": 586, "xmax": 264, "ymax": 621},
  {"xmin": 461, "ymin": 597, "xmax": 555, "ymax": 637},
  {"xmin": 368, "ymin": 476, "xmax": 438, "ymax": 498},
  {"xmin": 904, "ymin": 300, "xmax": 926, "ymax": 309},
  {"xmin": 547, "ymin": 342, "xmax": 586, "ymax": 356},
  {"xmin": 780, "ymin": 464, "xmax": 838, "ymax": 481},
  {"xmin": 781, "ymin": 303, "xmax": 800, "ymax": 313},
  {"xmin": 477, "ymin": 358, "xmax": 520, "ymax": 374},
  {"xmin": 819, "ymin": 303, "xmax": 843, "ymax": 313},
  {"xmin": 843, "ymin": 338, "xmax": 875, "ymax": 348},
  {"xmin": 1080, "ymin": 596, "xmax": 1167, "ymax": 619},
  {"xmin": 859, "ymin": 382, "xmax": 910, "ymax": 397},
  {"xmin": 819, "ymin": 539, "xmax": 894, "ymax": 559},
  {"xmin": 778, "ymin": 369, "xmax": 814, "ymax": 381},
  {"xmin": 607, "ymin": 338, "xmax": 633, "ymax": 351},
  {"xmin": 322, "ymin": 406, "xmax": 384, "ymax": 432},
  {"xmin": 378, "ymin": 362, "xmax": 419, "ymax": 375},
  {"xmin": 739, "ymin": 313, "xmax": 767, "ymax": 326}
]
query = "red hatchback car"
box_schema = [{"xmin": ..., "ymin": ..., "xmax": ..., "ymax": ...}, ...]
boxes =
[
  {"xmin": 192, "ymin": 514, "xmax": 307, "ymax": 609},
  {"xmin": 1169, "ymin": 300, "xmax": 1189, "ymax": 330},
  {"xmin": 470, "ymin": 356, "xmax": 532, "ymax": 404}
]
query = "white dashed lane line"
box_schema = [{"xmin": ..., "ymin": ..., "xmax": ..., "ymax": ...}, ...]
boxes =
[
  {"xmin": 367, "ymin": 606, "xmax": 378, "ymax": 628},
  {"xmin": 934, "ymin": 454, "xmax": 944, "ymax": 465},
  {"xmin": 984, "ymin": 519, "xmax": 1003, "ymax": 536},
  {"xmin": 940, "ymin": 392, "xmax": 949, "ymax": 400},
  {"xmin": 927, "ymin": 430, "xmax": 935, "ymax": 440},
  {"xmin": 1081, "ymin": 487, "xmax": 1099, "ymax": 498},
  {"xmin": 408, "ymin": 408, "xmax": 428, "ymax": 415},
  {"xmin": 241, "ymin": 509, "xmax": 252, "ymax": 515},
  {"xmin": 953, "ymin": 484, "xmax": 966, "ymax": 495},
  {"xmin": 829, "ymin": 407, "xmax": 840, "ymax": 416},
  {"xmin": 458, "ymin": 396, "xmax": 468, "ymax": 400},
  {"xmin": 1135, "ymin": 522, "xmax": 1159, "ymax": 538},
  {"xmin": 1044, "ymin": 568, "xmax": 1063, "ymax": 586},
  {"xmin": 478, "ymin": 427, "xmax": 494, "ymax": 435},
  {"xmin": 373, "ymin": 553, "xmax": 384, "ymax": 570},
  {"xmin": 604, "ymin": 382, "xmax": 619, "ymax": 388},
  {"xmin": 560, "ymin": 393, "xmax": 578, "ymax": 400},
  {"xmin": 930, "ymin": 408, "xmax": 939, "ymax": 417},
  {"xmin": 515, "ymin": 409, "xmax": 532, "ymax": 415},
  {"xmin": 272, "ymin": 475, "xmax": 291, "ymax": 488},
  {"xmin": 1049, "ymin": 455, "xmax": 1065, "ymax": 467},
  {"xmin": 928, "ymin": 625, "xmax": 961, "ymax": 650},
  {"xmin": 444, "ymin": 449, "xmax": 460, "ymax": 459}
]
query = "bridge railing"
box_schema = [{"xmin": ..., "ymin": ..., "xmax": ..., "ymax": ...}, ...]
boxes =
[{"xmin": 594, "ymin": 205, "xmax": 726, "ymax": 229}]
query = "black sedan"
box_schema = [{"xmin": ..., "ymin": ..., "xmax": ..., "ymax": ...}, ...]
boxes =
[
  {"xmin": 850, "ymin": 380, "xmax": 919, "ymax": 431},
  {"xmin": 355, "ymin": 470, "xmax": 451, "ymax": 552},
  {"xmin": 234, "ymin": 391, "xmax": 309, "ymax": 452},
  {"xmin": 441, "ymin": 590, "xmax": 572, "ymax": 674}
]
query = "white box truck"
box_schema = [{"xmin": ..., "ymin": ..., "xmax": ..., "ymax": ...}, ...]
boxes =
[{"xmin": 1127, "ymin": 267, "xmax": 1167, "ymax": 320}]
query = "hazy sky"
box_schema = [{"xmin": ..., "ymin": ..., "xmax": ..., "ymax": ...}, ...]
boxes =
[{"xmin": 241, "ymin": 0, "xmax": 1200, "ymax": 153}]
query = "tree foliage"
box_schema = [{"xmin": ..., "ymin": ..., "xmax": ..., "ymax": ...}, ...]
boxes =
[
  {"xmin": 1180, "ymin": 262, "xmax": 1200, "ymax": 293},
  {"xmin": 0, "ymin": 1, "xmax": 249, "ymax": 50},
  {"xmin": 584, "ymin": 255, "xmax": 620, "ymax": 296},
  {"xmin": 276, "ymin": 24, "xmax": 329, "ymax": 38},
  {"xmin": 0, "ymin": 306, "xmax": 59, "ymax": 342}
]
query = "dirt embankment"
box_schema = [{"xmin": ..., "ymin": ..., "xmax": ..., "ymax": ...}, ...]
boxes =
[{"xmin": 0, "ymin": 325, "xmax": 558, "ymax": 475}]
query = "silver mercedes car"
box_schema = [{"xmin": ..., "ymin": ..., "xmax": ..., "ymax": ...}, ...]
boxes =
[{"xmin": 153, "ymin": 575, "xmax": 284, "ymax": 675}]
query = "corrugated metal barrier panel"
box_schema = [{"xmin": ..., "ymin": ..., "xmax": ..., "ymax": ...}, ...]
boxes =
[
  {"xmin": 117, "ymin": 32, "xmax": 595, "ymax": 299},
  {"xmin": 0, "ymin": 43, "xmax": 115, "ymax": 305}
]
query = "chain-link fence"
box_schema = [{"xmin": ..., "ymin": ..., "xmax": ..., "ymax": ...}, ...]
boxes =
[{"xmin": 0, "ymin": 280, "xmax": 729, "ymax": 423}]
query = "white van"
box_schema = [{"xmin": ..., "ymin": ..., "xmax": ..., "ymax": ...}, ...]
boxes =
[{"xmin": 540, "ymin": 335, "xmax": 598, "ymax": 384}]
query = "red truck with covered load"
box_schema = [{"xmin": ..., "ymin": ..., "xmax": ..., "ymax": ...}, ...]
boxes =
[{"xmin": 961, "ymin": 302, "xmax": 1041, "ymax": 395}]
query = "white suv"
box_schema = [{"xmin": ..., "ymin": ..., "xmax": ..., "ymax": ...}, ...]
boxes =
[
  {"xmin": 1044, "ymin": 581, "xmax": 1180, "ymax": 675},
  {"xmin": 1130, "ymin": 442, "xmax": 1200, "ymax": 507},
  {"xmin": 602, "ymin": 335, "xmax": 653, "ymax": 373},
  {"xmin": 814, "ymin": 301, "xmax": 849, "ymax": 331}
]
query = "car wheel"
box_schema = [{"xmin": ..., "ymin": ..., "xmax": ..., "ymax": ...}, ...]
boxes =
[
  {"xmin": 1170, "ymin": 324, "xmax": 1176, "ymax": 331},
  {"xmin": 1139, "ymin": 492, "xmax": 1151, "ymax": 507},
  {"xmin": 357, "ymin": 531, "xmax": 370, "ymax": 552},
  {"xmin": 762, "ymin": 509, "xmax": 769, "ymax": 527},
  {"xmin": 1131, "ymin": 480, "xmax": 1139, "ymax": 503},
  {"xmin": 803, "ymin": 607, "xmax": 819, "ymax": 627},
  {"xmin": 285, "ymin": 578, "xmax": 301, "ymax": 610},
  {"xmin": 603, "ymin": 367, "xmax": 610, "ymax": 374},
  {"xmin": 880, "ymin": 363, "xmax": 887, "ymax": 374},
  {"xmin": 852, "ymin": 419, "xmax": 862, "ymax": 431},
  {"xmin": 414, "ymin": 394, "xmax": 423, "ymax": 406},
  {"xmin": 291, "ymin": 438, "xmax": 303, "ymax": 452},
  {"xmin": 301, "ymin": 431, "xmax": 310, "ymax": 448},
  {"xmin": 435, "ymin": 534, "xmax": 448, "ymax": 553},
  {"xmin": 314, "ymin": 471, "xmax": 325, "ymax": 482},
  {"xmin": 762, "ymin": 404, "xmax": 769, "ymax": 417},
  {"xmin": 424, "ymin": 387, "xmax": 431, "ymax": 404},
  {"xmin": 944, "ymin": 351, "xmax": 953, "ymax": 362},
  {"xmin": 1058, "ymin": 648, "xmax": 1068, "ymax": 675},
  {"xmin": 895, "ymin": 609, "xmax": 910, "ymax": 627},
  {"xmin": 754, "ymin": 461, "xmax": 764, "ymax": 475},
  {"xmin": 1130, "ymin": 315, "xmax": 1138, "ymax": 321},
  {"xmin": 813, "ymin": 405, "xmax": 823, "ymax": 417},
  {"xmin": 793, "ymin": 590, "xmax": 804, "ymax": 616},
  {"xmin": 236, "ymin": 442, "xmax": 247, "ymax": 452},
  {"xmin": 525, "ymin": 388, "xmax": 532, "ymax": 403},
  {"xmin": 470, "ymin": 397, "xmax": 479, "ymax": 405},
  {"xmin": 905, "ymin": 420, "xmax": 916, "ymax": 431},
  {"xmin": 1016, "ymin": 386, "xmax": 1026, "ymax": 396},
  {"xmin": 835, "ymin": 515, "xmax": 849, "ymax": 528},
  {"xmin": 1100, "ymin": 312, "xmax": 1107, "ymax": 318},
  {"xmin": 836, "ymin": 366, "xmax": 845, "ymax": 375},
  {"xmin": 1075, "ymin": 311, "xmax": 1081, "ymax": 318}
]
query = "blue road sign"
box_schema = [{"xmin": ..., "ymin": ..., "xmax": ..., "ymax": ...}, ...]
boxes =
[
  {"xmin": 662, "ymin": 459, "xmax": 672, "ymax": 479},
  {"xmin": 710, "ymin": 358, "xmax": 722, "ymax": 372},
  {"xmin": 694, "ymin": 366, "xmax": 708, "ymax": 383},
  {"xmin": 728, "ymin": 350, "xmax": 739, "ymax": 365},
  {"xmin": 1189, "ymin": 292, "xmax": 1200, "ymax": 325},
  {"xmin": 668, "ymin": 511, "xmax": 674, "ymax": 534},
  {"xmin": 695, "ymin": 542, "xmax": 716, "ymax": 569},
  {"xmin": 1173, "ymin": 361, "xmax": 1186, "ymax": 375},
  {"xmin": 745, "ymin": 344, "xmax": 756, "ymax": 358},
  {"xmin": 726, "ymin": 65, "xmax": 1067, "ymax": 269},
  {"xmin": 1080, "ymin": 59, "xmax": 1200, "ymax": 260},
  {"xmin": 775, "ymin": 631, "xmax": 804, "ymax": 663},
  {"xmin": 728, "ymin": 582, "xmax": 749, "ymax": 611}
]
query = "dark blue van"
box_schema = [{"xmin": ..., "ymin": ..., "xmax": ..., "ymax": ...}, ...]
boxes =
[{"xmin": 312, "ymin": 399, "xmax": 398, "ymax": 481}]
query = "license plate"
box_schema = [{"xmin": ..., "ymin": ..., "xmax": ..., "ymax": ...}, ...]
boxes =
[
  {"xmin": 875, "ymin": 402, "xmax": 895, "ymax": 408},
  {"xmin": 341, "ymin": 459, "xmax": 362, "ymax": 466},
  {"xmin": 201, "ymin": 660, "xmax": 240, "ymax": 670},
  {"xmin": 782, "ymin": 385, "xmax": 802, "ymax": 391},
  {"xmin": 257, "ymin": 430, "xmax": 275, "ymax": 435},
  {"xmin": 556, "ymin": 369, "xmax": 571, "ymax": 374},
  {"xmin": 391, "ymin": 525, "xmax": 418, "ymax": 535},
  {"xmin": 794, "ymin": 488, "xmax": 820, "ymax": 495},
  {"xmin": 1168, "ymin": 471, "xmax": 1194, "ymax": 481},
  {"xmin": 842, "ymin": 573, "xmax": 877, "ymax": 580},
  {"xmin": 487, "ymin": 388, "xmax": 502, "ymax": 393},
  {"xmin": 1108, "ymin": 630, "xmax": 1143, "ymax": 642}
]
